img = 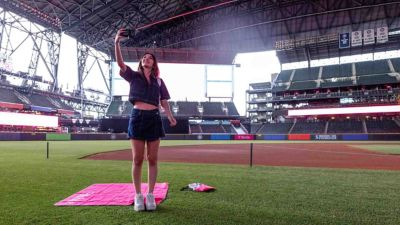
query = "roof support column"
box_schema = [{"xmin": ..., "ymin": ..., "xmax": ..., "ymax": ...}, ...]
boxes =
[
  {"xmin": 46, "ymin": 31, "xmax": 61, "ymax": 92},
  {"xmin": 77, "ymin": 41, "xmax": 89, "ymax": 118}
]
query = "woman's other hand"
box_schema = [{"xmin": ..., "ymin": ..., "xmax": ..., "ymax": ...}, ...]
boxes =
[{"xmin": 168, "ymin": 115, "xmax": 177, "ymax": 127}]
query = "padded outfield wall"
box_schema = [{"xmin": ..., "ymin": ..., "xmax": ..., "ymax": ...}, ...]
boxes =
[{"xmin": 1, "ymin": 133, "xmax": 400, "ymax": 141}]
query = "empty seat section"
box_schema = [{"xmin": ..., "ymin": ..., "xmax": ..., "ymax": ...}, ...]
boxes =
[
  {"xmin": 272, "ymin": 84, "xmax": 288, "ymax": 92},
  {"xmin": 327, "ymin": 120, "xmax": 363, "ymax": 133},
  {"xmin": 391, "ymin": 58, "xmax": 400, "ymax": 72},
  {"xmin": 250, "ymin": 123, "xmax": 263, "ymax": 133},
  {"xmin": 222, "ymin": 124, "xmax": 236, "ymax": 133},
  {"xmin": 292, "ymin": 67, "xmax": 319, "ymax": 81},
  {"xmin": 201, "ymin": 124, "xmax": 225, "ymax": 133},
  {"xmin": 25, "ymin": 93, "xmax": 55, "ymax": 108},
  {"xmin": 320, "ymin": 79, "xmax": 354, "ymax": 88},
  {"xmin": 176, "ymin": 101, "xmax": 200, "ymax": 116},
  {"xmin": 203, "ymin": 102, "xmax": 224, "ymax": 116},
  {"xmin": 357, "ymin": 74, "xmax": 398, "ymax": 86},
  {"xmin": 321, "ymin": 64, "xmax": 352, "ymax": 79},
  {"xmin": 291, "ymin": 121, "xmax": 326, "ymax": 134},
  {"xmin": 356, "ymin": 60, "xmax": 390, "ymax": 76},
  {"xmin": 0, "ymin": 87, "xmax": 23, "ymax": 103},
  {"xmin": 106, "ymin": 100, "xmax": 122, "ymax": 115},
  {"xmin": 224, "ymin": 102, "xmax": 240, "ymax": 116},
  {"xmin": 366, "ymin": 119, "xmax": 400, "ymax": 133},
  {"xmin": 288, "ymin": 81, "xmax": 317, "ymax": 91},
  {"xmin": 190, "ymin": 124, "xmax": 202, "ymax": 133},
  {"xmin": 339, "ymin": 63, "xmax": 353, "ymax": 77},
  {"xmin": 258, "ymin": 123, "xmax": 293, "ymax": 134},
  {"xmin": 250, "ymin": 82, "xmax": 271, "ymax": 90},
  {"xmin": 275, "ymin": 70, "xmax": 292, "ymax": 83}
]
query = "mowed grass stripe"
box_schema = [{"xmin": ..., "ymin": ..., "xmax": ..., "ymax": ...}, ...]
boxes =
[{"xmin": 350, "ymin": 144, "xmax": 400, "ymax": 154}]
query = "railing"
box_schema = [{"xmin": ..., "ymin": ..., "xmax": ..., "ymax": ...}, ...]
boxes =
[{"xmin": 248, "ymin": 88, "xmax": 400, "ymax": 102}]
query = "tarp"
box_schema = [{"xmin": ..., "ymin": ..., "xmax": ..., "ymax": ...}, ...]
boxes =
[
  {"xmin": 30, "ymin": 105, "xmax": 54, "ymax": 113},
  {"xmin": 54, "ymin": 183, "xmax": 168, "ymax": 206}
]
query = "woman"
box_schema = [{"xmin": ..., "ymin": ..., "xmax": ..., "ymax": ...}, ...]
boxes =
[{"xmin": 115, "ymin": 28, "xmax": 177, "ymax": 211}]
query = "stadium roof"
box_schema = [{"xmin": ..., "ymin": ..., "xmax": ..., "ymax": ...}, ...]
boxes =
[
  {"xmin": 249, "ymin": 82, "xmax": 271, "ymax": 90},
  {"xmin": 1, "ymin": 0, "xmax": 400, "ymax": 64}
]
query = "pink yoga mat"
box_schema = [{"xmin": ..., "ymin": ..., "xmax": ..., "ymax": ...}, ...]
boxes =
[{"xmin": 55, "ymin": 183, "xmax": 168, "ymax": 206}]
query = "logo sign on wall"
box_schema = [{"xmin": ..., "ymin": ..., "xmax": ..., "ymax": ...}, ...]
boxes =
[
  {"xmin": 351, "ymin": 31, "xmax": 362, "ymax": 47},
  {"xmin": 376, "ymin": 27, "xmax": 388, "ymax": 43},
  {"xmin": 363, "ymin": 29, "xmax": 375, "ymax": 45},
  {"xmin": 339, "ymin": 32, "xmax": 350, "ymax": 49},
  {"xmin": 315, "ymin": 134, "xmax": 337, "ymax": 140}
]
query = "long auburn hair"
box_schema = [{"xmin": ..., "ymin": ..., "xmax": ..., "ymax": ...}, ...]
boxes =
[{"xmin": 137, "ymin": 53, "xmax": 160, "ymax": 78}]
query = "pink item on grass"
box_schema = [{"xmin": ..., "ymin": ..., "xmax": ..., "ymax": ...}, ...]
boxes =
[
  {"xmin": 54, "ymin": 183, "xmax": 168, "ymax": 206},
  {"xmin": 181, "ymin": 183, "xmax": 216, "ymax": 192}
]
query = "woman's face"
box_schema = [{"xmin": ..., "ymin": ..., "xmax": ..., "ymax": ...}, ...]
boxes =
[{"xmin": 141, "ymin": 54, "xmax": 154, "ymax": 69}]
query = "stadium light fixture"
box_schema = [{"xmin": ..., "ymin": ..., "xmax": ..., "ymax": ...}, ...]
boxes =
[{"xmin": 7, "ymin": 0, "xmax": 61, "ymax": 28}]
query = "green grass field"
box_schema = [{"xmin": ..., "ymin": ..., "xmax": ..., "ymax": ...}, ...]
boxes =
[
  {"xmin": 350, "ymin": 144, "xmax": 400, "ymax": 154},
  {"xmin": 1, "ymin": 140, "xmax": 400, "ymax": 225}
]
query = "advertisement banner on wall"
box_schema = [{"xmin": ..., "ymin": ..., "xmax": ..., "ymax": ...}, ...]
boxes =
[
  {"xmin": 376, "ymin": 27, "xmax": 388, "ymax": 43},
  {"xmin": 342, "ymin": 134, "xmax": 368, "ymax": 140},
  {"xmin": 233, "ymin": 134, "xmax": 255, "ymax": 140},
  {"xmin": 351, "ymin": 31, "xmax": 362, "ymax": 47},
  {"xmin": 314, "ymin": 134, "xmax": 338, "ymax": 140},
  {"xmin": 363, "ymin": 29, "xmax": 375, "ymax": 45},
  {"xmin": 288, "ymin": 134, "xmax": 311, "ymax": 140},
  {"xmin": 210, "ymin": 134, "xmax": 231, "ymax": 140},
  {"xmin": 262, "ymin": 135, "xmax": 286, "ymax": 140}
]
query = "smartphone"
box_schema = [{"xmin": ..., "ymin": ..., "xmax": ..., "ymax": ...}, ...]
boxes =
[{"xmin": 120, "ymin": 29, "xmax": 135, "ymax": 38}]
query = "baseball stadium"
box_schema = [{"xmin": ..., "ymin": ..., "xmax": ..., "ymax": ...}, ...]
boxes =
[{"xmin": 1, "ymin": 1, "xmax": 400, "ymax": 224}]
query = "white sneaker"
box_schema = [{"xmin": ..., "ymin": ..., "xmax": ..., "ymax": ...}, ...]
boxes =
[
  {"xmin": 134, "ymin": 193, "xmax": 145, "ymax": 211},
  {"xmin": 145, "ymin": 193, "xmax": 157, "ymax": 211}
]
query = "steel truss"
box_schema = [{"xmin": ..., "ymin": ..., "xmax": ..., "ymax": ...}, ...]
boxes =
[
  {"xmin": 2, "ymin": 0, "xmax": 400, "ymax": 62},
  {"xmin": 76, "ymin": 42, "xmax": 110, "ymax": 117},
  {"xmin": 0, "ymin": 5, "xmax": 110, "ymax": 117},
  {"xmin": 0, "ymin": 8, "xmax": 61, "ymax": 89},
  {"xmin": 141, "ymin": 0, "xmax": 400, "ymax": 59},
  {"xmin": 62, "ymin": 98, "xmax": 108, "ymax": 118}
]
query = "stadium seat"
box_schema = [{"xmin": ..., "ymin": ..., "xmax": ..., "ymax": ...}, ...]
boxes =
[
  {"xmin": 355, "ymin": 60, "xmax": 390, "ymax": 76},
  {"xmin": 321, "ymin": 64, "xmax": 353, "ymax": 79},
  {"xmin": 288, "ymin": 81, "xmax": 317, "ymax": 91},
  {"xmin": 356, "ymin": 74, "xmax": 398, "ymax": 86},
  {"xmin": 292, "ymin": 67, "xmax": 319, "ymax": 81},
  {"xmin": 274, "ymin": 70, "xmax": 293, "ymax": 83}
]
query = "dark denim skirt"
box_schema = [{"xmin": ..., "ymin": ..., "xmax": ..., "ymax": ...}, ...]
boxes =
[{"xmin": 127, "ymin": 108, "xmax": 165, "ymax": 141}]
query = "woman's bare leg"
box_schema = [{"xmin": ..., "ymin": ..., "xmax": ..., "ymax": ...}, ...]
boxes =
[
  {"xmin": 146, "ymin": 139, "xmax": 160, "ymax": 193},
  {"xmin": 131, "ymin": 139, "xmax": 145, "ymax": 194}
]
